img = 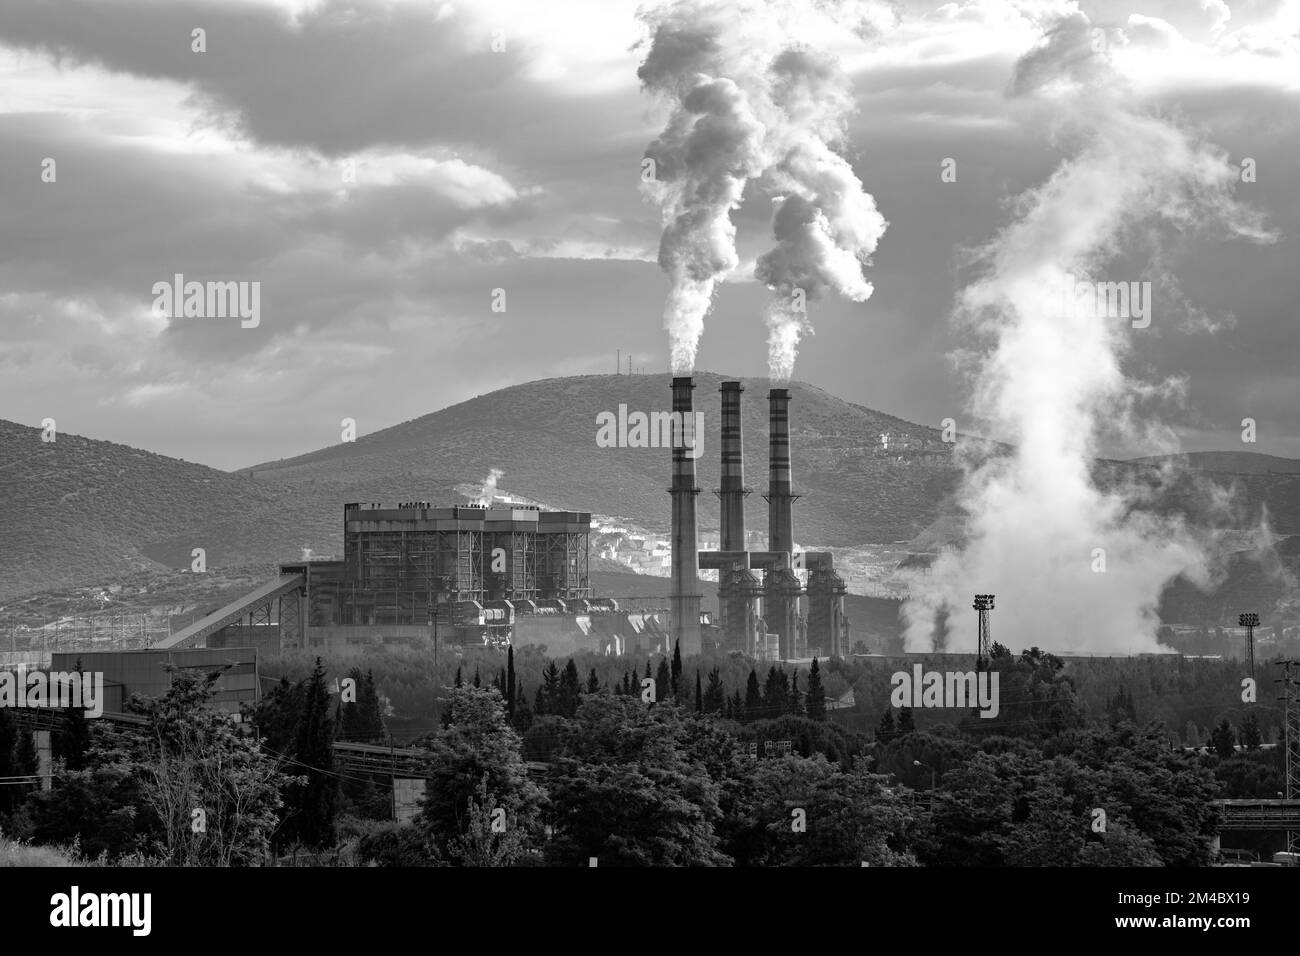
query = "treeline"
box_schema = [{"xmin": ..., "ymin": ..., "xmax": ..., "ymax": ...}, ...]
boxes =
[
  {"xmin": 0, "ymin": 642, "xmax": 1286, "ymax": 866},
  {"xmin": 260, "ymin": 642, "xmax": 1285, "ymax": 748},
  {"xmin": 368, "ymin": 684, "xmax": 912, "ymax": 867}
]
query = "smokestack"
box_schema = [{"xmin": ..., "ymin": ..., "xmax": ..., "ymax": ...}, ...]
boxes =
[
  {"xmin": 766, "ymin": 388, "xmax": 796, "ymax": 554},
  {"xmin": 670, "ymin": 376, "xmax": 702, "ymax": 655},
  {"xmin": 718, "ymin": 382, "xmax": 748, "ymax": 551},
  {"xmin": 765, "ymin": 387, "xmax": 802, "ymax": 659}
]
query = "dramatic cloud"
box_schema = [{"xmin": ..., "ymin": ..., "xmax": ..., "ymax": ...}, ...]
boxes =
[{"xmin": 0, "ymin": 0, "xmax": 1295, "ymax": 471}]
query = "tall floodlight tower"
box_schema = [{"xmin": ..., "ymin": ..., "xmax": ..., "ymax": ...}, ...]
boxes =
[
  {"xmin": 1239, "ymin": 613, "xmax": 1260, "ymax": 679},
  {"xmin": 1277, "ymin": 659, "xmax": 1300, "ymax": 854},
  {"xmin": 973, "ymin": 594, "xmax": 995, "ymax": 671}
]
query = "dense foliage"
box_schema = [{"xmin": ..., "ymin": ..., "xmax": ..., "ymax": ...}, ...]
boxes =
[{"xmin": 2, "ymin": 641, "xmax": 1291, "ymax": 866}]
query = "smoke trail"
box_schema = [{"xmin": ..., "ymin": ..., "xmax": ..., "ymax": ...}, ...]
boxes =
[
  {"xmin": 638, "ymin": 1, "xmax": 888, "ymax": 375},
  {"xmin": 638, "ymin": 3, "xmax": 769, "ymax": 374},
  {"xmin": 755, "ymin": 48, "xmax": 887, "ymax": 381},
  {"xmin": 473, "ymin": 467, "xmax": 504, "ymax": 506},
  {"xmin": 901, "ymin": 13, "xmax": 1274, "ymax": 655}
]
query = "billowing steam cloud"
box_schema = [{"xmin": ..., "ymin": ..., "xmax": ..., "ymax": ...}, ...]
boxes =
[
  {"xmin": 472, "ymin": 467, "xmax": 504, "ymax": 506},
  {"xmin": 901, "ymin": 13, "xmax": 1275, "ymax": 655},
  {"xmin": 755, "ymin": 49, "xmax": 887, "ymax": 381},
  {"xmin": 637, "ymin": 1, "xmax": 886, "ymax": 377},
  {"xmin": 638, "ymin": 4, "xmax": 768, "ymax": 374}
]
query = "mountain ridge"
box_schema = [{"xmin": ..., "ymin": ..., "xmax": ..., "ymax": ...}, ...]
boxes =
[{"xmin": 3, "ymin": 373, "xmax": 1299, "ymax": 605}]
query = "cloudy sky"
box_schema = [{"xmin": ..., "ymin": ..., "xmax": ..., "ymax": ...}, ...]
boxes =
[{"xmin": 1, "ymin": 0, "xmax": 1296, "ymax": 470}]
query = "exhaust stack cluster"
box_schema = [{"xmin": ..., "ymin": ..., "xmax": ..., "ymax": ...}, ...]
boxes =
[{"xmin": 672, "ymin": 377, "xmax": 848, "ymax": 660}]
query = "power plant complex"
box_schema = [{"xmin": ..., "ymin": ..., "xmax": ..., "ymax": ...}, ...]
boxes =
[{"xmin": 156, "ymin": 377, "xmax": 849, "ymax": 662}]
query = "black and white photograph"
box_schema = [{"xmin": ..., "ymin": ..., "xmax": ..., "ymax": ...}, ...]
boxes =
[{"xmin": 0, "ymin": 0, "xmax": 1298, "ymax": 931}]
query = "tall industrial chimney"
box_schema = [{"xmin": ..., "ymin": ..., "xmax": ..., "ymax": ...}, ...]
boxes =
[
  {"xmin": 669, "ymin": 376, "xmax": 702, "ymax": 655},
  {"xmin": 715, "ymin": 381, "xmax": 763, "ymax": 654},
  {"xmin": 765, "ymin": 387, "xmax": 802, "ymax": 658},
  {"xmin": 766, "ymin": 388, "xmax": 796, "ymax": 553},
  {"xmin": 718, "ymin": 381, "xmax": 747, "ymax": 550}
]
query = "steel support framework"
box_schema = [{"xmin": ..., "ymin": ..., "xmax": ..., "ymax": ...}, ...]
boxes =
[
  {"xmin": 542, "ymin": 530, "xmax": 591, "ymax": 601},
  {"xmin": 1278, "ymin": 659, "xmax": 1300, "ymax": 854}
]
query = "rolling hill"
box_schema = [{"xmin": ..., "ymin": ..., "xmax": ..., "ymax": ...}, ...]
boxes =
[
  {"xmin": 0, "ymin": 419, "xmax": 291, "ymax": 600},
  {"xmin": 3, "ymin": 373, "xmax": 1299, "ymax": 625},
  {"xmin": 239, "ymin": 372, "xmax": 962, "ymax": 549},
  {"xmin": 0, "ymin": 373, "xmax": 958, "ymax": 600}
]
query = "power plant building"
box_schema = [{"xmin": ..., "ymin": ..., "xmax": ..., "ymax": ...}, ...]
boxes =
[
  {"xmin": 160, "ymin": 376, "xmax": 849, "ymax": 662},
  {"xmin": 176, "ymin": 503, "xmax": 673, "ymax": 657}
]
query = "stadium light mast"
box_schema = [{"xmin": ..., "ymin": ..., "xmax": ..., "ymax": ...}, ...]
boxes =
[
  {"xmin": 973, "ymin": 594, "xmax": 995, "ymax": 672},
  {"xmin": 1239, "ymin": 613, "xmax": 1260, "ymax": 680}
]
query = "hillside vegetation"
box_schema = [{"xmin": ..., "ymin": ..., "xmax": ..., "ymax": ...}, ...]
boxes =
[
  {"xmin": 241, "ymin": 372, "xmax": 962, "ymax": 548},
  {"xmin": 3, "ymin": 374, "xmax": 1299, "ymax": 623}
]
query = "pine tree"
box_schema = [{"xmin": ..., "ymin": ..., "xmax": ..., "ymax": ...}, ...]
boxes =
[
  {"xmin": 876, "ymin": 708, "xmax": 896, "ymax": 743},
  {"xmin": 282, "ymin": 658, "xmax": 340, "ymax": 850},
  {"xmin": 789, "ymin": 671, "xmax": 803, "ymax": 716},
  {"xmin": 729, "ymin": 689, "xmax": 744, "ymax": 721},
  {"xmin": 655, "ymin": 658, "xmax": 671, "ymax": 703},
  {"xmin": 1210, "ymin": 718, "xmax": 1236, "ymax": 759},
  {"xmin": 56, "ymin": 656, "xmax": 93, "ymax": 769},
  {"xmin": 1239, "ymin": 713, "xmax": 1263, "ymax": 751},
  {"xmin": 540, "ymin": 661, "xmax": 561, "ymax": 714},
  {"xmin": 805, "ymin": 658, "xmax": 826, "ymax": 721},
  {"xmin": 897, "ymin": 705, "xmax": 915, "ymax": 735},
  {"xmin": 362, "ymin": 669, "xmax": 385, "ymax": 740},
  {"xmin": 513, "ymin": 685, "xmax": 534, "ymax": 732},
  {"xmin": 621, "ymin": 671, "xmax": 632, "ymax": 696},
  {"xmin": 702, "ymin": 667, "xmax": 725, "ymax": 713},
  {"xmin": 695, "ymin": 671, "xmax": 703, "ymax": 713},
  {"xmin": 763, "ymin": 667, "xmax": 787, "ymax": 718},
  {"xmin": 586, "ymin": 668, "xmax": 601, "ymax": 695},
  {"xmin": 644, "ymin": 658, "xmax": 652, "ymax": 681},
  {"xmin": 454, "ymin": 666, "xmax": 463, "ymax": 688},
  {"xmin": 506, "ymin": 644, "xmax": 517, "ymax": 718},
  {"xmin": 340, "ymin": 666, "xmax": 385, "ymax": 742},
  {"xmin": 473, "ymin": 665, "xmax": 481, "ymax": 688},
  {"xmin": 671, "ymin": 639, "xmax": 683, "ymax": 697},
  {"xmin": 744, "ymin": 670, "xmax": 762, "ymax": 723},
  {"xmin": 559, "ymin": 659, "xmax": 582, "ymax": 717}
]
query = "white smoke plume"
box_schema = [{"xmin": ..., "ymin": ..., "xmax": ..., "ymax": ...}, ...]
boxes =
[
  {"xmin": 755, "ymin": 48, "xmax": 887, "ymax": 381},
  {"xmin": 637, "ymin": 0, "xmax": 888, "ymax": 376},
  {"xmin": 901, "ymin": 13, "xmax": 1275, "ymax": 655},
  {"xmin": 473, "ymin": 468, "xmax": 504, "ymax": 506},
  {"xmin": 638, "ymin": 3, "xmax": 769, "ymax": 374}
]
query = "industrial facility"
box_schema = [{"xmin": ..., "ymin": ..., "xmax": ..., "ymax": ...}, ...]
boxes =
[
  {"xmin": 690, "ymin": 378, "xmax": 850, "ymax": 661},
  {"xmin": 152, "ymin": 376, "xmax": 848, "ymax": 662}
]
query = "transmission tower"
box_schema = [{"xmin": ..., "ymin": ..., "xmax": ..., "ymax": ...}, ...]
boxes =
[
  {"xmin": 973, "ymin": 594, "xmax": 995, "ymax": 671},
  {"xmin": 1239, "ymin": 613, "xmax": 1260, "ymax": 679},
  {"xmin": 1277, "ymin": 659, "xmax": 1300, "ymax": 855}
]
